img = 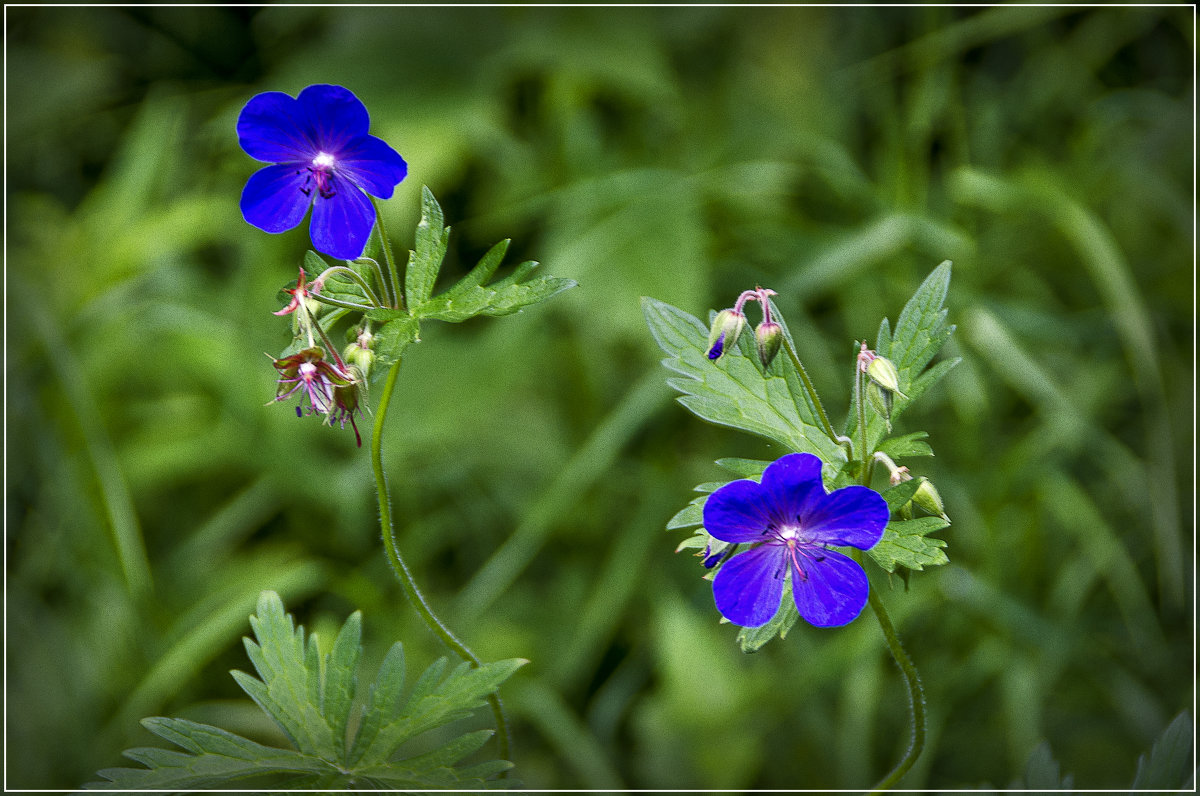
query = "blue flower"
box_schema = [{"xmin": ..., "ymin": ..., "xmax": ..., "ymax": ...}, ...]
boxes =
[
  {"xmin": 703, "ymin": 453, "xmax": 888, "ymax": 628},
  {"xmin": 237, "ymin": 84, "xmax": 408, "ymax": 260}
]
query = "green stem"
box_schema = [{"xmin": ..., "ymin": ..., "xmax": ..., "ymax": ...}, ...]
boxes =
[
  {"xmin": 782, "ymin": 337, "xmax": 848, "ymax": 450},
  {"xmin": 867, "ymin": 588, "xmax": 926, "ymax": 792},
  {"xmin": 314, "ymin": 265, "xmax": 384, "ymax": 308},
  {"xmin": 854, "ymin": 365, "xmax": 924, "ymax": 791},
  {"xmin": 311, "ymin": 294, "xmax": 376, "ymax": 313},
  {"xmin": 371, "ymin": 199, "xmax": 405, "ymax": 311},
  {"xmin": 372, "ymin": 359, "xmax": 510, "ymax": 764},
  {"xmin": 855, "ymin": 364, "xmax": 873, "ymax": 482}
]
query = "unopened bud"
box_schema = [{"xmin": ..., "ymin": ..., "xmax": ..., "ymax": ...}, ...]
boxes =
[
  {"xmin": 343, "ymin": 327, "xmax": 375, "ymax": 379},
  {"xmin": 755, "ymin": 321, "xmax": 783, "ymax": 368},
  {"xmin": 707, "ymin": 308, "xmax": 746, "ymax": 360},
  {"xmin": 912, "ymin": 477, "xmax": 947, "ymax": 520},
  {"xmin": 867, "ymin": 382, "xmax": 893, "ymax": 430},
  {"xmin": 866, "ymin": 355, "xmax": 907, "ymax": 399}
]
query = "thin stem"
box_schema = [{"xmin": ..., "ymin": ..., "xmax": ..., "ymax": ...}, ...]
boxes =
[
  {"xmin": 855, "ymin": 364, "xmax": 873, "ymax": 482},
  {"xmin": 371, "ymin": 199, "xmax": 404, "ymax": 311},
  {"xmin": 315, "ymin": 265, "xmax": 384, "ymax": 308},
  {"xmin": 867, "ymin": 588, "xmax": 926, "ymax": 792},
  {"xmin": 357, "ymin": 257, "xmax": 394, "ymax": 308},
  {"xmin": 856, "ymin": 370, "xmax": 924, "ymax": 791},
  {"xmin": 311, "ymin": 293, "xmax": 376, "ymax": 313},
  {"xmin": 782, "ymin": 337, "xmax": 850, "ymax": 451},
  {"xmin": 372, "ymin": 359, "xmax": 511, "ymax": 764}
]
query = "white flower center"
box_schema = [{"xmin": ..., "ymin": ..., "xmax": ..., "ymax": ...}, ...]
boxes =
[
  {"xmin": 312, "ymin": 152, "xmax": 336, "ymax": 169},
  {"xmin": 777, "ymin": 525, "xmax": 801, "ymax": 543}
]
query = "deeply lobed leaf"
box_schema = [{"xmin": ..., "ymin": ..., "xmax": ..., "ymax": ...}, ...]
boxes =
[{"xmin": 88, "ymin": 592, "xmax": 523, "ymax": 791}]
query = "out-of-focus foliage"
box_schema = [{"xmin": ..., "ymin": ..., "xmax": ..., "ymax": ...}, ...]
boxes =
[{"xmin": 5, "ymin": 6, "xmax": 1192, "ymax": 790}]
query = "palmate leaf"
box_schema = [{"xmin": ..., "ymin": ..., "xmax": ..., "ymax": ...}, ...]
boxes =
[
  {"xmin": 642, "ymin": 297, "xmax": 845, "ymax": 463},
  {"xmin": 87, "ymin": 592, "xmax": 524, "ymax": 791},
  {"xmin": 406, "ymin": 188, "xmax": 576, "ymax": 324},
  {"xmin": 867, "ymin": 517, "xmax": 950, "ymax": 573}
]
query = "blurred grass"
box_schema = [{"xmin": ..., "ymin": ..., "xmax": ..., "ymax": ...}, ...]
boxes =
[{"xmin": 5, "ymin": 5, "xmax": 1193, "ymax": 790}]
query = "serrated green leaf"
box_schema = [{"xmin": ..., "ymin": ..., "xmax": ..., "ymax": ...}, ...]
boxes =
[
  {"xmin": 347, "ymin": 641, "xmax": 406, "ymax": 766},
  {"xmin": 868, "ymin": 517, "xmax": 950, "ymax": 573},
  {"xmin": 85, "ymin": 718, "xmax": 330, "ymax": 790},
  {"xmin": 889, "ymin": 261, "xmax": 953, "ymax": 376},
  {"xmin": 353, "ymin": 657, "xmax": 526, "ymax": 767},
  {"xmin": 406, "ymin": 186, "xmax": 449, "ymax": 309},
  {"xmin": 736, "ymin": 592, "xmax": 800, "ymax": 653},
  {"xmin": 875, "ymin": 432, "xmax": 934, "ymax": 459},
  {"xmin": 880, "ymin": 479, "xmax": 924, "ymax": 513},
  {"xmin": 324, "ymin": 610, "xmax": 362, "ymax": 758},
  {"xmin": 714, "ymin": 457, "xmax": 772, "ymax": 478},
  {"xmin": 235, "ymin": 592, "xmax": 337, "ymax": 759},
  {"xmin": 417, "ymin": 256, "xmax": 576, "ymax": 323},
  {"xmin": 666, "ymin": 501, "xmax": 704, "ymax": 530},
  {"xmin": 371, "ymin": 314, "xmax": 421, "ymax": 372},
  {"xmin": 91, "ymin": 593, "xmax": 518, "ymax": 789},
  {"xmin": 1132, "ymin": 711, "xmax": 1193, "ymax": 789},
  {"xmin": 643, "ymin": 297, "xmax": 844, "ymax": 462}
]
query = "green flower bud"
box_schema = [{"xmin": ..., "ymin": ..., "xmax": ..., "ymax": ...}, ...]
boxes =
[
  {"xmin": 707, "ymin": 308, "xmax": 746, "ymax": 360},
  {"xmin": 343, "ymin": 327, "xmax": 375, "ymax": 380},
  {"xmin": 867, "ymin": 381, "xmax": 893, "ymax": 430},
  {"xmin": 866, "ymin": 355, "xmax": 907, "ymax": 399},
  {"xmin": 755, "ymin": 320, "xmax": 783, "ymax": 368},
  {"xmin": 912, "ymin": 476, "xmax": 947, "ymax": 520}
]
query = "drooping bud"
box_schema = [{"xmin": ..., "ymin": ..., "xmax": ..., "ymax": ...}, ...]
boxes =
[
  {"xmin": 707, "ymin": 308, "xmax": 746, "ymax": 360},
  {"xmin": 866, "ymin": 355, "xmax": 908, "ymax": 399},
  {"xmin": 755, "ymin": 320, "xmax": 783, "ymax": 368}
]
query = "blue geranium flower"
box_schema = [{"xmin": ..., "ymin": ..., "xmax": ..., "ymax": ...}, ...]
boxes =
[
  {"xmin": 703, "ymin": 453, "xmax": 888, "ymax": 628},
  {"xmin": 237, "ymin": 84, "xmax": 408, "ymax": 260}
]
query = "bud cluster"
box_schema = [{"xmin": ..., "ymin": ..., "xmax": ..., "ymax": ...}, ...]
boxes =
[{"xmin": 707, "ymin": 286, "xmax": 784, "ymax": 368}]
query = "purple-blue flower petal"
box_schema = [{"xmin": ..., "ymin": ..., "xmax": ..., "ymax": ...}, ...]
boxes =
[
  {"xmin": 309, "ymin": 186, "xmax": 376, "ymax": 260},
  {"xmin": 297, "ymin": 84, "xmax": 370, "ymax": 155},
  {"xmin": 703, "ymin": 479, "xmax": 771, "ymax": 544},
  {"xmin": 801, "ymin": 485, "xmax": 888, "ymax": 549},
  {"xmin": 241, "ymin": 164, "xmax": 311, "ymax": 234},
  {"xmin": 760, "ymin": 453, "xmax": 825, "ymax": 525},
  {"xmin": 713, "ymin": 544, "xmax": 787, "ymax": 627},
  {"xmin": 338, "ymin": 135, "xmax": 409, "ymax": 199},
  {"xmin": 238, "ymin": 92, "xmax": 314, "ymax": 163},
  {"xmin": 791, "ymin": 548, "xmax": 869, "ymax": 627}
]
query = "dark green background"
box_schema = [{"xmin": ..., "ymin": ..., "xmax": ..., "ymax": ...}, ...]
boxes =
[{"xmin": 6, "ymin": 5, "xmax": 1193, "ymax": 789}]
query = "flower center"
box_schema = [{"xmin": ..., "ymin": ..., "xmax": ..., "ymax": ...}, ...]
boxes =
[{"xmin": 300, "ymin": 152, "xmax": 338, "ymax": 200}]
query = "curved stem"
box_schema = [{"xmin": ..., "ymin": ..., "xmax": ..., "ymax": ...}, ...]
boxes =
[
  {"xmin": 371, "ymin": 359, "xmax": 510, "ymax": 764},
  {"xmin": 311, "ymin": 293, "xmax": 376, "ymax": 313},
  {"xmin": 371, "ymin": 199, "xmax": 404, "ymax": 311},
  {"xmin": 315, "ymin": 265, "xmax": 384, "ymax": 308},
  {"xmin": 867, "ymin": 588, "xmax": 926, "ymax": 792},
  {"xmin": 854, "ymin": 367, "xmax": 924, "ymax": 791},
  {"xmin": 782, "ymin": 337, "xmax": 848, "ymax": 450}
]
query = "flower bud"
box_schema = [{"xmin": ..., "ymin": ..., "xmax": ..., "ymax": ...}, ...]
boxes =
[
  {"xmin": 912, "ymin": 476, "xmax": 947, "ymax": 520},
  {"xmin": 343, "ymin": 327, "xmax": 375, "ymax": 380},
  {"xmin": 707, "ymin": 308, "xmax": 746, "ymax": 360},
  {"xmin": 755, "ymin": 320, "xmax": 783, "ymax": 368},
  {"xmin": 867, "ymin": 381, "xmax": 893, "ymax": 430},
  {"xmin": 866, "ymin": 355, "xmax": 907, "ymax": 399}
]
